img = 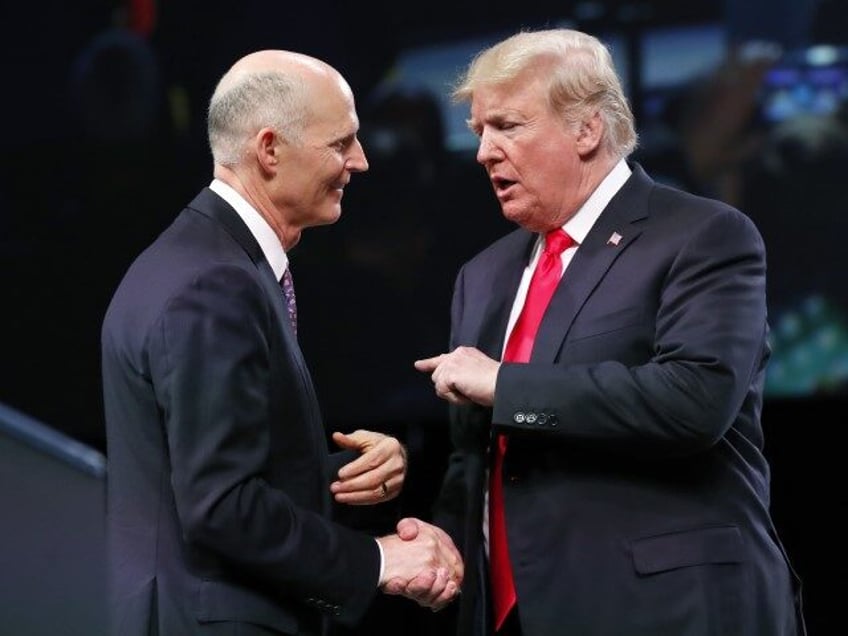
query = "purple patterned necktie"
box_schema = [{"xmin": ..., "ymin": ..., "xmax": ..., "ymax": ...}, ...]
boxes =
[{"xmin": 280, "ymin": 267, "xmax": 297, "ymax": 336}]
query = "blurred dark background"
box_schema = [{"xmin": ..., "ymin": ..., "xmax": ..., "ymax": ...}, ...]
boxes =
[{"xmin": 1, "ymin": 0, "xmax": 846, "ymax": 633}]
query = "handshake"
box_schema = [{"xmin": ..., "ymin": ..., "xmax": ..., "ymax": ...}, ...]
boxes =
[
  {"xmin": 330, "ymin": 431, "xmax": 462, "ymax": 610},
  {"xmin": 376, "ymin": 518, "xmax": 464, "ymax": 611}
]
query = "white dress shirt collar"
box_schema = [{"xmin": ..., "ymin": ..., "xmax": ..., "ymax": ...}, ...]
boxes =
[
  {"xmin": 208, "ymin": 178, "xmax": 289, "ymax": 280},
  {"xmin": 562, "ymin": 158, "xmax": 632, "ymax": 243}
]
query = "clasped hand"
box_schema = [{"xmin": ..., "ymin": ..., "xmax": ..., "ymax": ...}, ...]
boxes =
[{"xmin": 377, "ymin": 518, "xmax": 464, "ymax": 611}]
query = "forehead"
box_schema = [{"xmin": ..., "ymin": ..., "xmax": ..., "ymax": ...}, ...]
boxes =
[
  {"xmin": 469, "ymin": 72, "xmax": 548, "ymax": 121},
  {"xmin": 305, "ymin": 75, "xmax": 359, "ymax": 137}
]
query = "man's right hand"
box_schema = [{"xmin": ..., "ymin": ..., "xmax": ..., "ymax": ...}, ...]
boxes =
[{"xmin": 376, "ymin": 517, "xmax": 464, "ymax": 611}]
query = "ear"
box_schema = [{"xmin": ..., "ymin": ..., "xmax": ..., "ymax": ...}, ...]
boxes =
[
  {"xmin": 254, "ymin": 127, "xmax": 280, "ymax": 174},
  {"xmin": 575, "ymin": 111, "xmax": 603, "ymax": 157}
]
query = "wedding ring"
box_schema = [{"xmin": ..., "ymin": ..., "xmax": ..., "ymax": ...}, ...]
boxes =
[{"xmin": 380, "ymin": 482, "xmax": 389, "ymax": 497}]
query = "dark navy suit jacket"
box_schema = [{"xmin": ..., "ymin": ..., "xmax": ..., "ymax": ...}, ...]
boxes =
[
  {"xmin": 102, "ymin": 188, "xmax": 380, "ymax": 635},
  {"xmin": 433, "ymin": 164, "xmax": 806, "ymax": 636}
]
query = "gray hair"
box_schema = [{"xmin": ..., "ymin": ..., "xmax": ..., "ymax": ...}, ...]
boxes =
[
  {"xmin": 208, "ymin": 70, "xmax": 309, "ymax": 166},
  {"xmin": 453, "ymin": 28, "xmax": 637, "ymax": 160}
]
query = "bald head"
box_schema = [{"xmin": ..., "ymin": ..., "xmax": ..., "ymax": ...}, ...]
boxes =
[
  {"xmin": 207, "ymin": 50, "xmax": 348, "ymax": 167},
  {"xmin": 216, "ymin": 50, "xmax": 337, "ymax": 95}
]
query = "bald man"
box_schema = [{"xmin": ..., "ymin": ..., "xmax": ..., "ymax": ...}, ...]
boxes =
[{"xmin": 101, "ymin": 50, "xmax": 462, "ymax": 636}]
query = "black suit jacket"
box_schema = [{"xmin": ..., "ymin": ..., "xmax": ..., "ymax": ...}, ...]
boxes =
[
  {"xmin": 434, "ymin": 164, "xmax": 806, "ymax": 636},
  {"xmin": 102, "ymin": 189, "xmax": 380, "ymax": 635}
]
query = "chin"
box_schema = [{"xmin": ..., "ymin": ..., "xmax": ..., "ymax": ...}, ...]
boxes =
[
  {"xmin": 320, "ymin": 206, "xmax": 343, "ymax": 226},
  {"xmin": 501, "ymin": 205, "xmax": 532, "ymax": 229},
  {"xmin": 502, "ymin": 201, "xmax": 551, "ymax": 232}
]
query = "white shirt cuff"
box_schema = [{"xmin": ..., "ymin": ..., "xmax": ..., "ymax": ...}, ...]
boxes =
[{"xmin": 375, "ymin": 538, "xmax": 385, "ymax": 587}]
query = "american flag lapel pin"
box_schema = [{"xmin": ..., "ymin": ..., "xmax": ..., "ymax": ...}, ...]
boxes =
[{"xmin": 607, "ymin": 231, "xmax": 622, "ymax": 246}]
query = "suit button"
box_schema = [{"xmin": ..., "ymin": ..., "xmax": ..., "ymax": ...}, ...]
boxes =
[
  {"xmin": 548, "ymin": 413, "xmax": 558, "ymax": 427},
  {"xmin": 526, "ymin": 412, "xmax": 537, "ymax": 424},
  {"xmin": 514, "ymin": 412, "xmax": 526, "ymax": 423},
  {"xmin": 537, "ymin": 413, "xmax": 548, "ymax": 425}
]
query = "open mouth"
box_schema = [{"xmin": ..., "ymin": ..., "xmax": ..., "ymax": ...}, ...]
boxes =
[{"xmin": 492, "ymin": 176, "xmax": 517, "ymax": 197}]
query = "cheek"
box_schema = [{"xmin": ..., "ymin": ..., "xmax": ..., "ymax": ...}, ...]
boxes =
[
  {"xmin": 317, "ymin": 155, "xmax": 345, "ymax": 185},
  {"xmin": 518, "ymin": 146, "xmax": 558, "ymax": 191},
  {"xmin": 537, "ymin": 140, "xmax": 579, "ymax": 181}
]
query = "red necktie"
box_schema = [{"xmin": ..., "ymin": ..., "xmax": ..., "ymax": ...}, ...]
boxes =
[{"xmin": 490, "ymin": 228, "xmax": 574, "ymax": 631}]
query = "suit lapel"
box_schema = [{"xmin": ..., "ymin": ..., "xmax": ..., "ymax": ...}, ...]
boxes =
[
  {"xmin": 187, "ymin": 188, "xmax": 315, "ymax": 392},
  {"xmin": 531, "ymin": 164, "xmax": 652, "ymax": 363},
  {"xmin": 189, "ymin": 188, "xmax": 265, "ymax": 265},
  {"xmin": 475, "ymin": 231, "xmax": 536, "ymax": 361},
  {"xmin": 189, "ymin": 189, "xmax": 298, "ymax": 337}
]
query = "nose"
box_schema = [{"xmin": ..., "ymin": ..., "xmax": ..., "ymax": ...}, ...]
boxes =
[
  {"xmin": 348, "ymin": 138, "xmax": 369, "ymax": 173},
  {"xmin": 476, "ymin": 129, "xmax": 499, "ymax": 166}
]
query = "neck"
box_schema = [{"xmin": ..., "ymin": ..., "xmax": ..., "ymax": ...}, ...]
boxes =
[{"xmin": 213, "ymin": 165, "xmax": 300, "ymax": 250}]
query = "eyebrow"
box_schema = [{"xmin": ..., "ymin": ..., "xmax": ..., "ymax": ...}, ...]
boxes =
[
  {"xmin": 466, "ymin": 110, "xmax": 516, "ymax": 132},
  {"xmin": 329, "ymin": 131, "xmax": 356, "ymax": 147}
]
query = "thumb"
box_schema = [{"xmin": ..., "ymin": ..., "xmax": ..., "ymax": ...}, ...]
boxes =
[
  {"xmin": 396, "ymin": 517, "xmax": 420, "ymax": 541},
  {"xmin": 331, "ymin": 431, "xmax": 360, "ymax": 451}
]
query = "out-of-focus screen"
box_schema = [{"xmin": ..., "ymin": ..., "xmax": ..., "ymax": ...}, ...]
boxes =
[
  {"xmin": 760, "ymin": 44, "xmax": 848, "ymax": 123},
  {"xmin": 639, "ymin": 23, "xmax": 727, "ymax": 127}
]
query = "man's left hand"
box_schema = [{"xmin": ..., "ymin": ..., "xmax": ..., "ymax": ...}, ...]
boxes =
[{"xmin": 330, "ymin": 430, "xmax": 407, "ymax": 504}]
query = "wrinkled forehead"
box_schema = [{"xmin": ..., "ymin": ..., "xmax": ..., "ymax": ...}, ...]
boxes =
[
  {"xmin": 469, "ymin": 69, "xmax": 548, "ymax": 111},
  {"xmin": 303, "ymin": 77, "xmax": 360, "ymax": 136}
]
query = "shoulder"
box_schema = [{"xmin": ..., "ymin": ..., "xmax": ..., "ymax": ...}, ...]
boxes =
[
  {"xmin": 463, "ymin": 227, "xmax": 530, "ymax": 269},
  {"xmin": 642, "ymin": 172, "xmax": 762, "ymax": 246},
  {"xmin": 106, "ymin": 223, "xmax": 270, "ymax": 337}
]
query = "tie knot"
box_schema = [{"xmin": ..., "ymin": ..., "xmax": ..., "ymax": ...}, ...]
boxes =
[{"xmin": 543, "ymin": 228, "xmax": 574, "ymax": 256}]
